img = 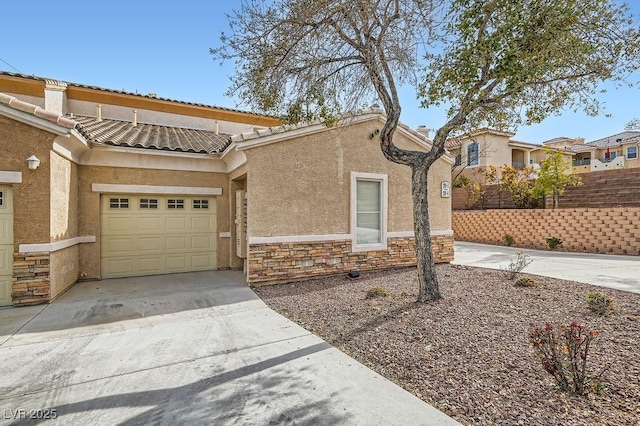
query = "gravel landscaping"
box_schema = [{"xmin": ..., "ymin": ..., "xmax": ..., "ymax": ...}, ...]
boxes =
[{"xmin": 254, "ymin": 264, "xmax": 640, "ymax": 425}]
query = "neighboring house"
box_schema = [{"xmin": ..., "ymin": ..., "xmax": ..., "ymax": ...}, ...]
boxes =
[
  {"xmin": 0, "ymin": 72, "xmax": 454, "ymax": 307},
  {"xmin": 447, "ymin": 128, "xmax": 562, "ymax": 181},
  {"xmin": 543, "ymin": 132, "xmax": 640, "ymax": 173}
]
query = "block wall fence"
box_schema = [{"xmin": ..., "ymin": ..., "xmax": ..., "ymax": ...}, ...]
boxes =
[{"xmin": 452, "ymin": 208, "xmax": 640, "ymax": 256}]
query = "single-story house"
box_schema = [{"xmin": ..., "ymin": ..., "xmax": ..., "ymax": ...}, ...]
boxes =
[{"xmin": 0, "ymin": 72, "xmax": 454, "ymax": 307}]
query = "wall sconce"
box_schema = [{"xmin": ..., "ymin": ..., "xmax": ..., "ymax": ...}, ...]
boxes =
[{"xmin": 27, "ymin": 155, "xmax": 41, "ymax": 170}]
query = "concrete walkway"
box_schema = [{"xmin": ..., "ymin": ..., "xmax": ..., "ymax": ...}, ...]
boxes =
[
  {"xmin": 0, "ymin": 271, "xmax": 457, "ymax": 425},
  {"xmin": 453, "ymin": 242, "xmax": 640, "ymax": 294}
]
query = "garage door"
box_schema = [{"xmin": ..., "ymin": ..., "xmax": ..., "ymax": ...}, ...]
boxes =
[
  {"xmin": 100, "ymin": 194, "xmax": 217, "ymax": 279},
  {"xmin": 0, "ymin": 186, "xmax": 13, "ymax": 306}
]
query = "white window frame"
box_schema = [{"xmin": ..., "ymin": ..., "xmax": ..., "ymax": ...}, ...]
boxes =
[
  {"xmin": 350, "ymin": 172, "xmax": 388, "ymax": 252},
  {"xmin": 627, "ymin": 146, "xmax": 638, "ymax": 160}
]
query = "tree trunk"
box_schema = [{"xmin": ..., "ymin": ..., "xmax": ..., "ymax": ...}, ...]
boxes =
[{"xmin": 412, "ymin": 161, "xmax": 442, "ymax": 302}]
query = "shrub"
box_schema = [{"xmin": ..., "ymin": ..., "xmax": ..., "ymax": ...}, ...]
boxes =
[
  {"xmin": 504, "ymin": 234, "xmax": 515, "ymax": 246},
  {"xmin": 365, "ymin": 286, "xmax": 390, "ymax": 299},
  {"xmin": 514, "ymin": 276, "xmax": 537, "ymax": 287},
  {"xmin": 500, "ymin": 252, "xmax": 532, "ymax": 280},
  {"xmin": 529, "ymin": 322, "xmax": 606, "ymax": 395},
  {"xmin": 587, "ymin": 291, "xmax": 618, "ymax": 316},
  {"xmin": 452, "ymin": 175, "xmax": 472, "ymax": 189},
  {"xmin": 546, "ymin": 237, "xmax": 563, "ymax": 250}
]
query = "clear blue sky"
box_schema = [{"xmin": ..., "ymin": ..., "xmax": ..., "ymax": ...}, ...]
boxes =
[{"xmin": 2, "ymin": 1, "xmax": 638, "ymax": 143}]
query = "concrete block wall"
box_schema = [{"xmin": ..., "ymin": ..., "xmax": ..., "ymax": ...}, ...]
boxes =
[
  {"xmin": 452, "ymin": 208, "xmax": 640, "ymax": 255},
  {"xmin": 248, "ymin": 235, "xmax": 454, "ymax": 284}
]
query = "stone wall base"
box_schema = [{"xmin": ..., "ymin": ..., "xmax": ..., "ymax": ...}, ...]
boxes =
[
  {"xmin": 12, "ymin": 252, "xmax": 51, "ymax": 306},
  {"xmin": 248, "ymin": 235, "xmax": 454, "ymax": 284}
]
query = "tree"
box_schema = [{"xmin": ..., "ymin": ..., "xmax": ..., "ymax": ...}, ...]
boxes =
[
  {"xmin": 501, "ymin": 165, "xmax": 538, "ymax": 209},
  {"xmin": 212, "ymin": 0, "xmax": 640, "ymax": 302},
  {"xmin": 625, "ymin": 118, "xmax": 640, "ymax": 131},
  {"xmin": 533, "ymin": 148, "xmax": 583, "ymax": 209}
]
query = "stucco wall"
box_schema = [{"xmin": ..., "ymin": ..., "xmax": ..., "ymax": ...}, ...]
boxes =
[
  {"xmin": 244, "ymin": 120, "xmax": 451, "ymax": 238},
  {"xmin": 452, "ymin": 208, "xmax": 640, "ymax": 255},
  {"xmin": 0, "ymin": 116, "xmax": 53, "ymax": 249},
  {"xmin": 50, "ymin": 151, "xmax": 79, "ymax": 241},
  {"xmin": 50, "ymin": 245, "xmax": 79, "ymax": 299},
  {"xmin": 77, "ymin": 165, "xmax": 231, "ymax": 279}
]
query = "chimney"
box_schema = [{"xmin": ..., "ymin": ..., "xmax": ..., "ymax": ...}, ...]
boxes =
[
  {"xmin": 215, "ymin": 120, "xmax": 219, "ymax": 135},
  {"xmin": 96, "ymin": 104, "xmax": 102, "ymax": 121},
  {"xmin": 132, "ymin": 110, "xmax": 138, "ymax": 126},
  {"xmin": 44, "ymin": 80, "xmax": 67, "ymax": 115},
  {"xmin": 417, "ymin": 125, "xmax": 430, "ymax": 139},
  {"xmin": 574, "ymin": 137, "xmax": 585, "ymax": 145}
]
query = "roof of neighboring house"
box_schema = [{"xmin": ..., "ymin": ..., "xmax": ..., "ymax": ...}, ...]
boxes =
[
  {"xmin": 0, "ymin": 92, "xmax": 76, "ymax": 128},
  {"xmin": 72, "ymin": 115, "xmax": 231, "ymax": 154},
  {"xmin": 0, "ymin": 71, "xmax": 271, "ymax": 119},
  {"xmin": 508, "ymin": 139, "xmax": 541, "ymax": 149},
  {"xmin": 542, "ymin": 136, "xmax": 573, "ymax": 145},
  {"xmin": 582, "ymin": 131, "xmax": 640, "ymax": 149}
]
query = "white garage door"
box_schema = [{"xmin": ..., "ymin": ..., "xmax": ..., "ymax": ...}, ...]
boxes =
[
  {"xmin": 100, "ymin": 194, "xmax": 217, "ymax": 279},
  {"xmin": 0, "ymin": 186, "xmax": 13, "ymax": 306}
]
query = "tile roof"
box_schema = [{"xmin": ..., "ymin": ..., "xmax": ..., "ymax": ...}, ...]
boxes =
[
  {"xmin": 508, "ymin": 139, "xmax": 542, "ymax": 149},
  {"xmin": 0, "ymin": 92, "xmax": 76, "ymax": 128},
  {"xmin": 0, "ymin": 70, "xmax": 274, "ymax": 119},
  {"xmin": 583, "ymin": 131, "xmax": 640, "ymax": 149},
  {"xmin": 72, "ymin": 115, "xmax": 231, "ymax": 154}
]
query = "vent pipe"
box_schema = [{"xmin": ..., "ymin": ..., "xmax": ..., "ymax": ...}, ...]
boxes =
[
  {"xmin": 132, "ymin": 110, "xmax": 138, "ymax": 127},
  {"xmin": 215, "ymin": 120, "xmax": 219, "ymax": 135},
  {"xmin": 96, "ymin": 104, "xmax": 102, "ymax": 121}
]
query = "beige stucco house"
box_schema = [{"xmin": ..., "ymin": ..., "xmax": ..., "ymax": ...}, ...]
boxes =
[{"xmin": 0, "ymin": 72, "xmax": 454, "ymax": 307}]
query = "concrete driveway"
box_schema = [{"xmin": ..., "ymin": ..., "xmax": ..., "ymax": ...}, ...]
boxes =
[
  {"xmin": 0, "ymin": 271, "xmax": 456, "ymax": 425},
  {"xmin": 454, "ymin": 242, "xmax": 640, "ymax": 294}
]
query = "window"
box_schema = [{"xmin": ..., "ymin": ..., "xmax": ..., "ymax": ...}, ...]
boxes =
[
  {"xmin": 351, "ymin": 172, "xmax": 388, "ymax": 252},
  {"xmin": 168, "ymin": 199, "xmax": 185, "ymax": 209},
  {"xmin": 109, "ymin": 198, "xmax": 129, "ymax": 209},
  {"xmin": 467, "ymin": 142, "xmax": 479, "ymax": 166},
  {"xmin": 193, "ymin": 199, "xmax": 209, "ymax": 209},
  {"xmin": 0, "ymin": 190, "xmax": 3, "ymax": 207},
  {"xmin": 140, "ymin": 198, "xmax": 158, "ymax": 209},
  {"xmin": 454, "ymin": 153, "xmax": 462, "ymax": 167},
  {"xmin": 628, "ymin": 146, "xmax": 638, "ymax": 160}
]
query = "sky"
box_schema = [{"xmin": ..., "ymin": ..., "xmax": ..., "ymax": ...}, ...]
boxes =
[{"xmin": 2, "ymin": 0, "xmax": 638, "ymax": 144}]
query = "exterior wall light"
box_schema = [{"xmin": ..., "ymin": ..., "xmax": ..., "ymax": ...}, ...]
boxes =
[{"xmin": 27, "ymin": 155, "xmax": 41, "ymax": 170}]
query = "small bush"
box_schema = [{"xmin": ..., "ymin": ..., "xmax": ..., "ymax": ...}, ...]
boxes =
[
  {"xmin": 587, "ymin": 291, "xmax": 618, "ymax": 316},
  {"xmin": 504, "ymin": 234, "xmax": 515, "ymax": 246},
  {"xmin": 546, "ymin": 237, "xmax": 563, "ymax": 250},
  {"xmin": 514, "ymin": 276, "xmax": 537, "ymax": 287},
  {"xmin": 365, "ymin": 286, "xmax": 390, "ymax": 299},
  {"xmin": 529, "ymin": 321, "xmax": 607, "ymax": 395},
  {"xmin": 500, "ymin": 252, "xmax": 532, "ymax": 280},
  {"xmin": 452, "ymin": 175, "xmax": 472, "ymax": 188}
]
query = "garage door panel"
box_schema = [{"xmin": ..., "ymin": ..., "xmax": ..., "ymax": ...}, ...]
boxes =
[
  {"xmin": 0, "ymin": 186, "xmax": 13, "ymax": 306},
  {"xmin": 138, "ymin": 257, "xmax": 164, "ymax": 274},
  {"xmin": 103, "ymin": 216, "xmax": 135, "ymax": 234},
  {"xmin": 136, "ymin": 217, "xmax": 163, "ymax": 232},
  {"xmin": 166, "ymin": 236, "xmax": 187, "ymax": 251},
  {"xmin": 101, "ymin": 194, "xmax": 217, "ymax": 278},
  {"xmin": 0, "ymin": 246, "xmax": 11, "ymax": 270},
  {"xmin": 102, "ymin": 258, "xmax": 135, "ymax": 277},
  {"xmin": 0, "ymin": 217, "xmax": 11, "ymax": 243},
  {"xmin": 165, "ymin": 217, "xmax": 188, "ymax": 232},
  {"xmin": 191, "ymin": 216, "xmax": 216, "ymax": 232},
  {"xmin": 137, "ymin": 236, "xmax": 163, "ymax": 252},
  {"xmin": 191, "ymin": 253, "xmax": 216, "ymax": 269},
  {"xmin": 103, "ymin": 237, "xmax": 136, "ymax": 255},
  {"xmin": 191, "ymin": 235, "xmax": 214, "ymax": 250}
]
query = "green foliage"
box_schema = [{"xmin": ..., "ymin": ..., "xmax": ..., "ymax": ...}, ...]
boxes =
[
  {"xmin": 587, "ymin": 291, "xmax": 618, "ymax": 316},
  {"xmin": 625, "ymin": 118, "xmax": 640, "ymax": 131},
  {"xmin": 514, "ymin": 276, "xmax": 537, "ymax": 287},
  {"xmin": 452, "ymin": 175, "xmax": 472, "ymax": 189},
  {"xmin": 546, "ymin": 237, "xmax": 562, "ymax": 250},
  {"xmin": 504, "ymin": 234, "xmax": 514, "ymax": 246},
  {"xmin": 529, "ymin": 322, "xmax": 607, "ymax": 395},
  {"xmin": 501, "ymin": 165, "xmax": 538, "ymax": 209},
  {"xmin": 532, "ymin": 148, "xmax": 583, "ymax": 208},
  {"xmin": 500, "ymin": 252, "xmax": 532, "ymax": 280},
  {"xmin": 365, "ymin": 286, "xmax": 390, "ymax": 299}
]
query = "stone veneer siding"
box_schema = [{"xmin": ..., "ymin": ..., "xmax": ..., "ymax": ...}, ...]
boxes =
[
  {"xmin": 248, "ymin": 235, "xmax": 454, "ymax": 284},
  {"xmin": 12, "ymin": 252, "xmax": 51, "ymax": 306}
]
